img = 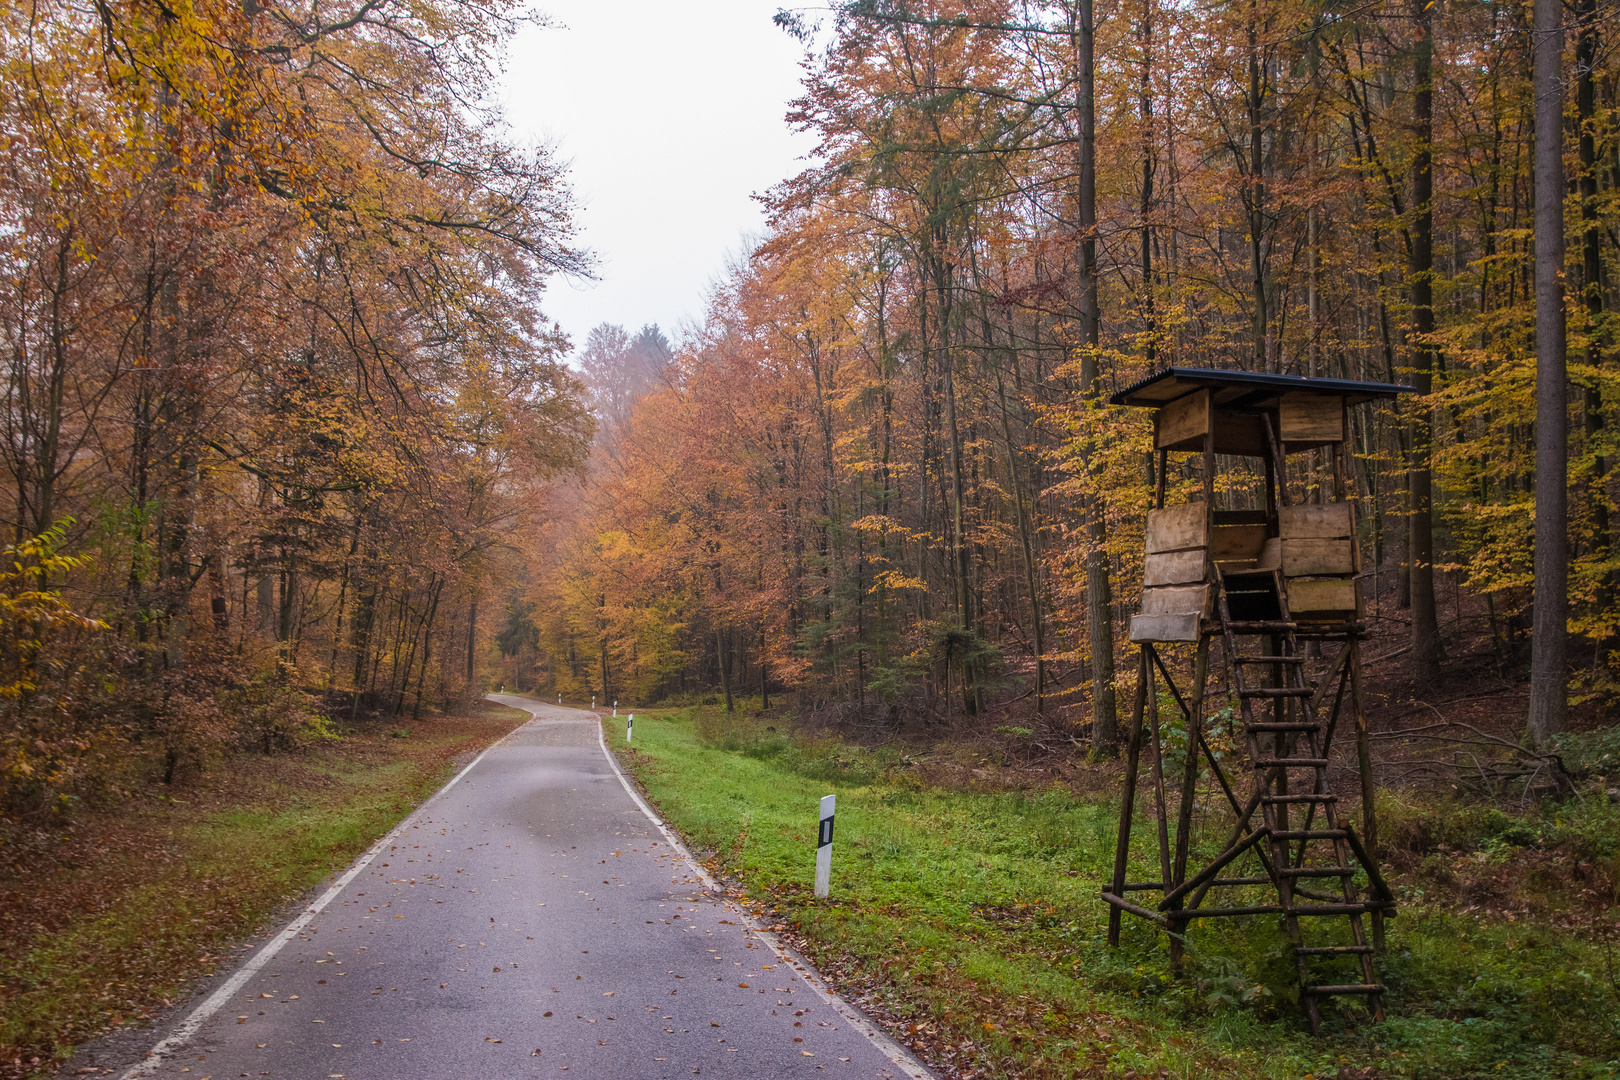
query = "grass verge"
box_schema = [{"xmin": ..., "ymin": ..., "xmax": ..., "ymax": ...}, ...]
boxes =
[
  {"xmin": 603, "ymin": 705, "xmax": 1619, "ymax": 1080},
  {"xmin": 0, "ymin": 700, "xmax": 530, "ymax": 1079}
]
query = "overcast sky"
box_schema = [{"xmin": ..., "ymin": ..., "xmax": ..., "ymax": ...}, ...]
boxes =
[{"xmin": 499, "ymin": 1, "xmax": 818, "ymax": 355}]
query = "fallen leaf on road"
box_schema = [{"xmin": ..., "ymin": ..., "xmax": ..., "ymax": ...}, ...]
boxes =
[
  {"xmin": 602, "ymin": 992, "xmax": 614, "ymax": 997},
  {"xmin": 801, "ymin": 1051, "xmax": 814, "ymax": 1057}
]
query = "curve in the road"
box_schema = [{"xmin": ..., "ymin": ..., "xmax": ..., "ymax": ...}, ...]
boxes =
[{"xmin": 112, "ymin": 697, "xmax": 932, "ymax": 1080}]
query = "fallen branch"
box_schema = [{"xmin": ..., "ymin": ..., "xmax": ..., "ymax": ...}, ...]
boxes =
[{"xmin": 1372, "ymin": 709, "xmax": 1576, "ymax": 798}]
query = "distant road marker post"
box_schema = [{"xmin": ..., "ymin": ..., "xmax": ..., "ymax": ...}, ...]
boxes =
[{"xmin": 815, "ymin": 794, "xmax": 835, "ymax": 898}]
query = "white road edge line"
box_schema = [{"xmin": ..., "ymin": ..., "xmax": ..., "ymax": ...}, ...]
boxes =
[
  {"xmin": 119, "ymin": 716, "xmax": 531, "ymax": 1079},
  {"xmin": 577, "ymin": 700, "xmax": 936, "ymax": 1080}
]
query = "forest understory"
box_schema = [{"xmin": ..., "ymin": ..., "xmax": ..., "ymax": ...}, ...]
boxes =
[{"xmin": 585, "ymin": 598, "xmax": 1619, "ymax": 1079}]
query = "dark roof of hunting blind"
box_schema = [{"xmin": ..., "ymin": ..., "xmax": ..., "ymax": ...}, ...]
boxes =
[{"xmin": 1109, "ymin": 367, "xmax": 1413, "ymax": 410}]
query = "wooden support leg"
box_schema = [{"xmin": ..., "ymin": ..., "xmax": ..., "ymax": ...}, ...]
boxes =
[
  {"xmin": 1145, "ymin": 650, "xmax": 1174, "ymax": 892},
  {"xmin": 1108, "ymin": 649, "xmax": 1151, "ymax": 948},
  {"xmin": 1168, "ymin": 637, "xmax": 1210, "ymax": 964},
  {"xmin": 1350, "ymin": 638, "xmax": 1384, "ymax": 952}
]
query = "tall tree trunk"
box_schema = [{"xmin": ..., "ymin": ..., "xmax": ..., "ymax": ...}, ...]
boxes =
[
  {"xmin": 1528, "ymin": 0, "xmax": 1569, "ymax": 744},
  {"xmin": 1578, "ymin": 0, "xmax": 1611, "ymax": 624},
  {"xmin": 1139, "ymin": 0, "xmax": 1156, "ymax": 367},
  {"xmin": 1247, "ymin": 18, "xmax": 1269, "ymax": 371},
  {"xmin": 979, "ymin": 280, "xmax": 1046, "ymax": 713},
  {"xmin": 1076, "ymin": 0, "xmax": 1118, "ymax": 756},
  {"xmin": 1409, "ymin": 0, "xmax": 1442, "ymax": 683},
  {"xmin": 411, "ymin": 581, "xmax": 444, "ymax": 722},
  {"xmin": 933, "ymin": 245, "xmax": 977, "ymax": 713},
  {"xmin": 875, "ymin": 271, "xmax": 895, "ymax": 670},
  {"xmin": 717, "ymin": 628, "xmax": 735, "ymax": 714},
  {"xmin": 466, "ymin": 593, "xmax": 479, "ymax": 690}
]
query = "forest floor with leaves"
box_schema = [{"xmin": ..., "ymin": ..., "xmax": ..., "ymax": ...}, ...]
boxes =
[
  {"xmin": 591, "ymin": 699, "xmax": 1620, "ymax": 1080},
  {"xmin": 0, "ymin": 699, "xmax": 532, "ymax": 1079}
]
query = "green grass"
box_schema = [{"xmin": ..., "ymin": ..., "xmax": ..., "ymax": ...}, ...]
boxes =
[
  {"xmin": 0, "ymin": 702, "xmax": 531, "ymax": 1077},
  {"xmin": 602, "ymin": 705, "xmax": 1620, "ymax": 1080}
]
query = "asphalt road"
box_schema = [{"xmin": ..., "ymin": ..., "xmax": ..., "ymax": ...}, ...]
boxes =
[{"xmin": 114, "ymin": 697, "xmax": 927, "ymax": 1080}]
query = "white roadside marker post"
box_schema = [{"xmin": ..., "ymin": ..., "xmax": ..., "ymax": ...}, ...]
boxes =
[
  {"xmin": 613, "ymin": 700, "xmax": 618, "ymax": 717},
  {"xmin": 592, "ymin": 695, "xmax": 596, "ymax": 709},
  {"xmin": 557, "ymin": 693, "xmax": 562, "ymax": 705},
  {"xmin": 627, "ymin": 713, "xmax": 633, "ymax": 743},
  {"xmin": 815, "ymin": 794, "xmax": 835, "ymax": 899}
]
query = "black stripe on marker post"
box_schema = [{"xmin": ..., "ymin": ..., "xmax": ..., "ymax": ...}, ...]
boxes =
[{"xmin": 818, "ymin": 815, "xmax": 834, "ymax": 847}]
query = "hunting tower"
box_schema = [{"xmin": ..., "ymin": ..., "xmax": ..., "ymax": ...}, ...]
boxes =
[{"xmin": 1101, "ymin": 367, "xmax": 1410, "ymax": 1033}]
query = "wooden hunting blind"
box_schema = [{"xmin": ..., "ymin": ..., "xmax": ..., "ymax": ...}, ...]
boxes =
[{"xmin": 1101, "ymin": 366, "xmax": 1411, "ymax": 1033}]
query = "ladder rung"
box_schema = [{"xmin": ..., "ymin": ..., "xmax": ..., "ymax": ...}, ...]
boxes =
[
  {"xmin": 1124, "ymin": 876, "xmax": 1274, "ymax": 891},
  {"xmin": 1235, "ymin": 655, "xmax": 1304, "ymax": 664},
  {"xmin": 1276, "ymin": 866, "xmax": 1354, "ymax": 878},
  {"xmin": 1253, "ymin": 758, "xmax": 1330, "ymax": 768},
  {"xmin": 1297, "ymin": 945, "xmax": 1374, "ymax": 955},
  {"xmin": 1305, "ymin": 983, "xmax": 1385, "ymax": 995},
  {"xmin": 1272, "ymin": 830, "xmax": 1347, "ymax": 840},
  {"xmin": 1246, "ymin": 721, "xmax": 1321, "ymax": 732},
  {"xmin": 1225, "ymin": 620, "xmax": 1298, "ymax": 631},
  {"xmin": 1295, "ymin": 885, "xmax": 1345, "ymax": 902},
  {"xmin": 1187, "ymin": 904, "xmax": 1282, "ymax": 917},
  {"xmin": 1240, "ymin": 687, "xmax": 1314, "ymax": 698},
  {"xmin": 1290, "ymin": 903, "xmax": 1385, "ymax": 915},
  {"xmin": 1263, "ymin": 793, "xmax": 1337, "ymax": 803}
]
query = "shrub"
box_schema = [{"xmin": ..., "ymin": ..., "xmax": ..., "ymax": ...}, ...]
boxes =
[
  {"xmin": 0, "ymin": 522, "xmax": 114, "ymax": 823},
  {"xmin": 224, "ymin": 665, "xmax": 339, "ymax": 754}
]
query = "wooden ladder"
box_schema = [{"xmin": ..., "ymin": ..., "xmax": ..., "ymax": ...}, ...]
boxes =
[{"xmin": 1212, "ymin": 563, "xmax": 1386, "ymax": 1034}]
